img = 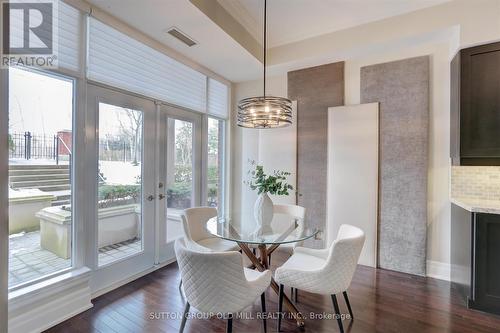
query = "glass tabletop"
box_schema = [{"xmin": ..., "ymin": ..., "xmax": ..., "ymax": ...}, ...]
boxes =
[{"xmin": 206, "ymin": 214, "xmax": 319, "ymax": 245}]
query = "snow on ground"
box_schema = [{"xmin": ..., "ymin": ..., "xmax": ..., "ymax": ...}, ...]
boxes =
[{"xmin": 99, "ymin": 160, "xmax": 142, "ymax": 185}]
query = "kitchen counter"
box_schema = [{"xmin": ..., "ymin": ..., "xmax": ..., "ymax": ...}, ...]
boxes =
[
  {"xmin": 451, "ymin": 202, "xmax": 500, "ymax": 315},
  {"xmin": 451, "ymin": 197, "xmax": 500, "ymax": 214}
]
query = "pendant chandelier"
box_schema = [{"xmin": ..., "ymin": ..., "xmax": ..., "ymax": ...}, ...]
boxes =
[{"xmin": 237, "ymin": 0, "xmax": 292, "ymax": 129}]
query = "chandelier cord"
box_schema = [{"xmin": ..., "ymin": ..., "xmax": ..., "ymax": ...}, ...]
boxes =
[{"xmin": 263, "ymin": 0, "xmax": 266, "ymax": 98}]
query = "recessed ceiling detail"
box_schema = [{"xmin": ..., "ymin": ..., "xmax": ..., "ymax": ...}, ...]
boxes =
[{"xmin": 218, "ymin": 0, "xmax": 451, "ymax": 47}]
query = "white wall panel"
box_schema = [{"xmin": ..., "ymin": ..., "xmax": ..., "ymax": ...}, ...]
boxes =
[{"xmin": 327, "ymin": 103, "xmax": 379, "ymax": 267}]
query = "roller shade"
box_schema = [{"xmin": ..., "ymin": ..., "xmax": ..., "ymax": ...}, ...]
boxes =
[
  {"xmin": 88, "ymin": 18, "xmax": 207, "ymax": 112},
  {"xmin": 207, "ymin": 78, "xmax": 229, "ymax": 119},
  {"xmin": 58, "ymin": 1, "xmax": 81, "ymax": 72},
  {"xmin": 6, "ymin": 0, "xmax": 82, "ymax": 72}
]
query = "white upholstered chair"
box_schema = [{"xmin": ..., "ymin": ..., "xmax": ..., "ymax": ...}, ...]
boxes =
[
  {"xmin": 181, "ymin": 207, "xmax": 239, "ymax": 252},
  {"xmin": 175, "ymin": 238, "xmax": 272, "ymax": 333},
  {"xmin": 178, "ymin": 207, "xmax": 239, "ymax": 289},
  {"xmin": 275, "ymin": 224, "xmax": 365, "ymax": 333},
  {"xmin": 272, "ymin": 204, "xmax": 306, "ymax": 255},
  {"xmin": 269, "ymin": 204, "xmax": 305, "ymax": 300}
]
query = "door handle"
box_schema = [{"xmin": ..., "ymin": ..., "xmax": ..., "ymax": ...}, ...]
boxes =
[
  {"xmin": 146, "ymin": 195, "xmax": 155, "ymax": 201},
  {"xmin": 158, "ymin": 194, "xmax": 165, "ymax": 200}
]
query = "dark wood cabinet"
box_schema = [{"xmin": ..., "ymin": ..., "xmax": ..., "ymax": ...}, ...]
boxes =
[
  {"xmin": 474, "ymin": 213, "xmax": 500, "ymax": 313},
  {"xmin": 451, "ymin": 42, "xmax": 500, "ymax": 165},
  {"xmin": 451, "ymin": 204, "xmax": 500, "ymax": 315}
]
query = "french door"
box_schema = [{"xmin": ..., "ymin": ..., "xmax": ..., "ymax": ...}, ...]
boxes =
[
  {"xmin": 157, "ymin": 105, "xmax": 202, "ymax": 262},
  {"xmin": 87, "ymin": 85, "xmax": 205, "ymax": 292},
  {"xmin": 87, "ymin": 84, "xmax": 156, "ymax": 292}
]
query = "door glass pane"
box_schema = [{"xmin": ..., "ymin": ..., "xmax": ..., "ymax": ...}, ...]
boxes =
[
  {"xmin": 97, "ymin": 103, "xmax": 143, "ymax": 266},
  {"xmin": 207, "ymin": 118, "xmax": 222, "ymax": 208},
  {"xmin": 8, "ymin": 67, "xmax": 73, "ymax": 288},
  {"xmin": 166, "ymin": 119, "xmax": 193, "ymax": 242}
]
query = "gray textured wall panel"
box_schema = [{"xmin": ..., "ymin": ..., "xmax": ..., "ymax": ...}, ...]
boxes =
[
  {"xmin": 361, "ymin": 56, "xmax": 429, "ymax": 276},
  {"xmin": 288, "ymin": 62, "xmax": 344, "ymax": 248}
]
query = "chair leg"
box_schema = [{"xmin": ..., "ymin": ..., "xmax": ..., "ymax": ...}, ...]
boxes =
[
  {"xmin": 278, "ymin": 284, "xmax": 284, "ymax": 332},
  {"xmin": 295, "ymin": 287, "xmax": 298, "ymax": 303},
  {"xmin": 290, "ymin": 287, "xmax": 294, "ymax": 301},
  {"xmin": 253, "ymin": 248, "xmax": 256, "ymax": 255},
  {"xmin": 179, "ymin": 301, "xmax": 190, "ymax": 333},
  {"xmin": 331, "ymin": 294, "xmax": 344, "ymax": 333},
  {"xmin": 226, "ymin": 314, "xmax": 233, "ymax": 333},
  {"xmin": 260, "ymin": 292, "xmax": 267, "ymax": 333},
  {"xmin": 343, "ymin": 291, "xmax": 354, "ymax": 320}
]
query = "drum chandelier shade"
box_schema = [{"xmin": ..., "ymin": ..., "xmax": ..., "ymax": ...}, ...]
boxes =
[
  {"xmin": 237, "ymin": 96, "xmax": 292, "ymax": 128},
  {"xmin": 237, "ymin": 0, "xmax": 292, "ymax": 129}
]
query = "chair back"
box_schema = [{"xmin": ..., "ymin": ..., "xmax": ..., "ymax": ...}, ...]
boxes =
[
  {"xmin": 181, "ymin": 207, "xmax": 217, "ymax": 243},
  {"xmin": 273, "ymin": 204, "xmax": 305, "ymax": 220},
  {"xmin": 324, "ymin": 224, "xmax": 365, "ymax": 293},
  {"xmin": 175, "ymin": 238, "xmax": 252, "ymax": 314},
  {"xmin": 274, "ymin": 204, "xmax": 306, "ymax": 243}
]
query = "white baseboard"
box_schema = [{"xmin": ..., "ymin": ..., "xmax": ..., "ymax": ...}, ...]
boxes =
[
  {"xmin": 92, "ymin": 258, "xmax": 177, "ymax": 299},
  {"xmin": 426, "ymin": 260, "xmax": 451, "ymax": 281},
  {"xmin": 8, "ymin": 259, "xmax": 178, "ymax": 333},
  {"xmin": 9, "ymin": 268, "xmax": 93, "ymax": 333}
]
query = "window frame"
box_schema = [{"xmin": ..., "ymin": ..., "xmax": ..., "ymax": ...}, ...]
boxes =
[
  {"xmin": 204, "ymin": 115, "xmax": 226, "ymax": 214},
  {"xmin": 6, "ymin": 65, "xmax": 79, "ymax": 292}
]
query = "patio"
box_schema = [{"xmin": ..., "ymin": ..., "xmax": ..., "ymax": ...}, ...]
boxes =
[{"xmin": 9, "ymin": 231, "xmax": 141, "ymax": 288}]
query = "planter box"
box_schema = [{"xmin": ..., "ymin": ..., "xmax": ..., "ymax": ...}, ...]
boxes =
[
  {"xmin": 36, "ymin": 206, "xmax": 72, "ymax": 259},
  {"xmin": 98, "ymin": 204, "xmax": 141, "ymax": 248},
  {"xmin": 9, "ymin": 189, "xmax": 55, "ymax": 234},
  {"xmin": 37, "ymin": 204, "xmax": 140, "ymax": 259}
]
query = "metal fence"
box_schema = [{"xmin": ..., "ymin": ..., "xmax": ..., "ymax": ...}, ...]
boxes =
[
  {"xmin": 98, "ymin": 137, "xmax": 142, "ymax": 163},
  {"xmin": 9, "ymin": 132, "xmax": 59, "ymax": 160},
  {"xmin": 99, "ymin": 140, "xmax": 131, "ymax": 162},
  {"xmin": 9, "ymin": 131, "xmax": 141, "ymax": 163}
]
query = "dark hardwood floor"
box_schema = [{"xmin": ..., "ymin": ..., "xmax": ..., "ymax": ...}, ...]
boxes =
[{"xmin": 46, "ymin": 252, "xmax": 500, "ymax": 333}]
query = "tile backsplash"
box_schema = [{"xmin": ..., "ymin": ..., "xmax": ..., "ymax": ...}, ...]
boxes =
[{"xmin": 451, "ymin": 166, "xmax": 500, "ymax": 200}]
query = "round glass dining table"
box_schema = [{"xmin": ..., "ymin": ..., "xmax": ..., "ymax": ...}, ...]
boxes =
[{"xmin": 206, "ymin": 215, "xmax": 320, "ymax": 327}]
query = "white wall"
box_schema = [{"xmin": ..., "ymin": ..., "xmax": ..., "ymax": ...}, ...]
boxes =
[
  {"xmin": 267, "ymin": 0, "xmax": 500, "ymax": 75},
  {"xmin": 345, "ymin": 41, "xmax": 452, "ymax": 279},
  {"xmin": 231, "ymin": 0, "xmax": 500, "ymax": 280},
  {"xmin": 231, "ymin": 74, "xmax": 297, "ymax": 226},
  {"xmin": 327, "ymin": 104, "xmax": 379, "ymax": 267}
]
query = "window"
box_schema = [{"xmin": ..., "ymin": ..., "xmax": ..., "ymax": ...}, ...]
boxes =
[
  {"xmin": 207, "ymin": 117, "xmax": 224, "ymax": 209},
  {"xmin": 166, "ymin": 118, "xmax": 195, "ymax": 243},
  {"xmin": 97, "ymin": 103, "xmax": 144, "ymax": 266},
  {"xmin": 8, "ymin": 67, "xmax": 74, "ymax": 288}
]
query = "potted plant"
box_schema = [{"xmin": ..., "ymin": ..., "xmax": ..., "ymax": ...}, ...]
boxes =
[{"xmin": 246, "ymin": 162, "xmax": 293, "ymax": 233}]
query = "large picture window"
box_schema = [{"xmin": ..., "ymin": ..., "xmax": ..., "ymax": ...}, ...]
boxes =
[{"xmin": 8, "ymin": 67, "xmax": 74, "ymax": 288}]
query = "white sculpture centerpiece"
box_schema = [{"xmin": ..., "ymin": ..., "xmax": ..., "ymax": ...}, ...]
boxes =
[{"xmin": 245, "ymin": 161, "xmax": 294, "ymax": 235}]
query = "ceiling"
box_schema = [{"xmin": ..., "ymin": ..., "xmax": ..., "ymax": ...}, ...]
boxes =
[
  {"xmin": 217, "ymin": 0, "xmax": 451, "ymax": 47},
  {"xmin": 87, "ymin": 0, "xmax": 262, "ymax": 83},
  {"xmin": 87, "ymin": 0, "xmax": 451, "ymax": 83}
]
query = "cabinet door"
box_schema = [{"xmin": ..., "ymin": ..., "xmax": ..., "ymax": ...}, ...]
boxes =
[
  {"xmin": 474, "ymin": 213, "xmax": 500, "ymax": 314},
  {"xmin": 461, "ymin": 43, "xmax": 500, "ymax": 165}
]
